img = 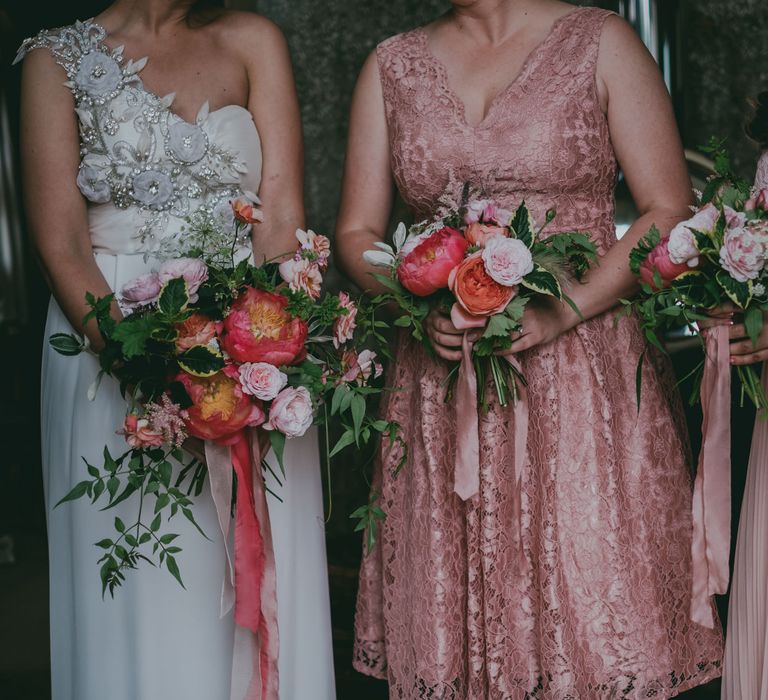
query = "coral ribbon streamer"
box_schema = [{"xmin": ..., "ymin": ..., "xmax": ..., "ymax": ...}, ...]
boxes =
[
  {"xmin": 205, "ymin": 431, "xmax": 279, "ymax": 700},
  {"xmin": 452, "ymin": 322, "xmax": 528, "ymax": 522},
  {"xmin": 690, "ymin": 325, "xmax": 732, "ymax": 628}
]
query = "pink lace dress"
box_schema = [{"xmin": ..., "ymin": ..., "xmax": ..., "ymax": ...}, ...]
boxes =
[{"xmin": 353, "ymin": 7, "xmax": 724, "ymax": 698}]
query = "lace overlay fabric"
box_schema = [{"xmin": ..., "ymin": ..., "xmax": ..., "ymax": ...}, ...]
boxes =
[
  {"xmin": 354, "ymin": 8, "xmax": 723, "ymax": 698},
  {"xmin": 15, "ymin": 20, "xmax": 258, "ymax": 253}
]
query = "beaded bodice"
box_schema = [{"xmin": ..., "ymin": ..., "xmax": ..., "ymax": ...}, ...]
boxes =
[{"xmin": 15, "ymin": 19, "xmax": 262, "ymax": 255}]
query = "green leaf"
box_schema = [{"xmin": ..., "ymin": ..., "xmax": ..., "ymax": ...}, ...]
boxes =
[
  {"xmin": 269, "ymin": 431, "xmax": 286, "ymax": 476},
  {"xmin": 158, "ymin": 461, "xmax": 173, "ymax": 489},
  {"xmin": 106, "ymin": 477, "xmax": 120, "ymax": 500},
  {"xmin": 49, "ymin": 333, "xmax": 85, "ymax": 356},
  {"xmin": 87, "ymin": 463, "xmax": 100, "ymax": 478},
  {"xmin": 111, "ymin": 315, "xmax": 160, "ymax": 359},
  {"xmin": 510, "ymin": 202, "xmax": 534, "ymax": 248},
  {"xmin": 177, "ymin": 345, "xmax": 225, "ymax": 378},
  {"xmin": 635, "ymin": 349, "xmax": 646, "ymax": 413},
  {"xmin": 715, "ymin": 271, "xmax": 752, "ymax": 309},
  {"xmin": 351, "ymin": 394, "xmax": 366, "ymax": 440},
  {"xmin": 371, "ymin": 273, "xmax": 406, "ymax": 294},
  {"xmin": 329, "ymin": 429, "xmax": 356, "ymax": 458},
  {"xmin": 521, "ymin": 266, "xmax": 562, "ymax": 298},
  {"xmin": 165, "ymin": 554, "xmax": 185, "ymax": 589},
  {"xmin": 95, "ymin": 538, "xmax": 114, "ymax": 549},
  {"xmin": 158, "ymin": 277, "xmax": 190, "ymax": 316},
  {"xmin": 393, "ymin": 316, "xmax": 411, "ymax": 327},
  {"xmin": 114, "ymin": 517, "xmax": 126, "ymax": 533},
  {"xmin": 629, "ymin": 225, "xmax": 662, "ymax": 275},
  {"xmin": 331, "ymin": 384, "xmax": 349, "ymax": 416},
  {"xmin": 159, "ymin": 533, "xmax": 179, "ymax": 545},
  {"xmin": 55, "ymin": 480, "xmax": 90, "ymax": 507},
  {"xmin": 745, "ymin": 305, "xmax": 764, "ymax": 347}
]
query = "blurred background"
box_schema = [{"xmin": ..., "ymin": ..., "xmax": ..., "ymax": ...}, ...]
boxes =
[{"xmin": 1, "ymin": 0, "xmax": 766, "ymax": 698}]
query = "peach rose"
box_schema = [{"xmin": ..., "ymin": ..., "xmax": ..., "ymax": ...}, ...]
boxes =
[
  {"xmin": 231, "ymin": 192, "xmax": 263, "ymax": 226},
  {"xmin": 121, "ymin": 414, "xmax": 165, "ymax": 449},
  {"xmin": 464, "ymin": 222, "xmax": 507, "ymax": 248},
  {"xmin": 449, "ymin": 252, "xmax": 516, "ymax": 317},
  {"xmin": 175, "ymin": 313, "xmax": 218, "ymax": 352}
]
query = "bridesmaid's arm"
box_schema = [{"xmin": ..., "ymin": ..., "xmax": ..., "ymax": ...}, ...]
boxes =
[
  {"xmin": 335, "ymin": 51, "xmax": 396, "ymax": 297},
  {"xmin": 237, "ymin": 16, "xmax": 305, "ymax": 260},
  {"xmin": 506, "ymin": 16, "xmax": 693, "ymax": 354},
  {"xmin": 20, "ymin": 48, "xmax": 117, "ymax": 350}
]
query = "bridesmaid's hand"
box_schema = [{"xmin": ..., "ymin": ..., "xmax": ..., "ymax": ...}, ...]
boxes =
[
  {"xmin": 426, "ymin": 309, "xmax": 464, "ymax": 362},
  {"xmin": 496, "ymin": 298, "xmax": 570, "ymax": 357},
  {"xmin": 699, "ymin": 304, "xmax": 768, "ymax": 365}
]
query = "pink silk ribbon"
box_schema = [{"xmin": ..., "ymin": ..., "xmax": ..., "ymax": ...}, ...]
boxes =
[
  {"xmin": 690, "ymin": 324, "xmax": 732, "ymax": 628},
  {"xmin": 205, "ymin": 430, "xmax": 279, "ymax": 700},
  {"xmin": 452, "ymin": 314, "xmax": 529, "ymax": 522}
]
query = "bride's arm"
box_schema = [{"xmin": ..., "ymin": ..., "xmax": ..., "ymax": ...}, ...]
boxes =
[
  {"xmin": 20, "ymin": 48, "xmax": 117, "ymax": 350},
  {"xmin": 505, "ymin": 16, "xmax": 694, "ymax": 354},
  {"xmin": 236, "ymin": 15, "xmax": 304, "ymax": 261}
]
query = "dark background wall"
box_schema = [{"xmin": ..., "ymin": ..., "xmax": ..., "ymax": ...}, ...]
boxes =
[{"xmin": 1, "ymin": 1, "xmax": 766, "ymax": 699}]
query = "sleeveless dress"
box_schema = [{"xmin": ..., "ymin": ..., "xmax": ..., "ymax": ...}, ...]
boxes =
[
  {"xmin": 353, "ymin": 8, "xmax": 724, "ymax": 698},
  {"xmin": 721, "ymin": 153, "xmax": 768, "ymax": 700},
  {"xmin": 16, "ymin": 20, "xmax": 335, "ymax": 700}
]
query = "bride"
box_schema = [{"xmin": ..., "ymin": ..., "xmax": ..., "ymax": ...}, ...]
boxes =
[{"xmin": 16, "ymin": 1, "xmax": 335, "ymax": 698}]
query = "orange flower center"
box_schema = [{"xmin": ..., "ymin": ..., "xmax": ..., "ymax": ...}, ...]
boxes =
[
  {"xmin": 198, "ymin": 374, "xmax": 238, "ymax": 421},
  {"xmin": 248, "ymin": 301, "xmax": 286, "ymax": 340}
]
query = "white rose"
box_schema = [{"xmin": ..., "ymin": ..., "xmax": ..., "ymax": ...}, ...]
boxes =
[
  {"xmin": 667, "ymin": 222, "xmax": 700, "ymax": 267},
  {"xmin": 481, "ymin": 236, "xmax": 534, "ymax": 287}
]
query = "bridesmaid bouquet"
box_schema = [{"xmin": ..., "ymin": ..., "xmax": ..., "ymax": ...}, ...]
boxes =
[
  {"xmin": 623, "ymin": 141, "xmax": 768, "ymax": 412},
  {"xmin": 50, "ymin": 206, "xmax": 397, "ymax": 595},
  {"xmin": 364, "ymin": 198, "xmax": 596, "ymax": 407}
]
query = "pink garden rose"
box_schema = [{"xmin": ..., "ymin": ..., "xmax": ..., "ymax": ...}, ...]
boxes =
[
  {"xmin": 158, "ymin": 257, "xmax": 209, "ymax": 302},
  {"xmin": 464, "ymin": 222, "xmax": 507, "ymax": 247},
  {"xmin": 397, "ymin": 226, "xmax": 469, "ymax": 296},
  {"xmin": 340, "ymin": 349, "xmax": 383, "ymax": 385},
  {"xmin": 220, "ymin": 287, "xmax": 308, "ymax": 366},
  {"xmin": 278, "ymin": 257, "xmax": 323, "ymax": 299},
  {"xmin": 481, "ymin": 236, "xmax": 534, "ymax": 286},
  {"xmin": 121, "ymin": 414, "xmax": 165, "ymax": 449},
  {"xmin": 175, "ymin": 313, "xmax": 218, "ymax": 352},
  {"xmin": 639, "ymin": 238, "xmax": 690, "ymax": 289},
  {"xmin": 238, "ymin": 362, "xmax": 288, "ymax": 401},
  {"xmin": 464, "ymin": 199, "xmax": 513, "ymax": 226},
  {"xmin": 264, "ymin": 386, "xmax": 314, "ymax": 438},
  {"xmin": 120, "ymin": 272, "xmax": 161, "ymax": 311},
  {"xmin": 746, "ymin": 189, "xmax": 768, "ymax": 211},
  {"xmin": 720, "ymin": 224, "xmax": 768, "ymax": 283},
  {"xmin": 333, "ymin": 291, "xmax": 358, "ymax": 349}
]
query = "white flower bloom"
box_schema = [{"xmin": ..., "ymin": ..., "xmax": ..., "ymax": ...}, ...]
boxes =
[
  {"xmin": 132, "ymin": 169, "xmax": 174, "ymax": 209},
  {"xmin": 363, "ymin": 248, "xmax": 396, "ymax": 268},
  {"xmin": 77, "ymin": 165, "xmax": 111, "ymax": 204},
  {"xmin": 667, "ymin": 222, "xmax": 700, "ymax": 267},
  {"xmin": 167, "ymin": 121, "xmax": 207, "ymax": 163},
  {"xmin": 75, "ymin": 51, "xmax": 122, "ymax": 98}
]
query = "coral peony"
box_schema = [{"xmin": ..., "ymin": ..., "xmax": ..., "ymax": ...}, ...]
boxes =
[
  {"xmin": 639, "ymin": 238, "xmax": 690, "ymax": 289},
  {"xmin": 220, "ymin": 287, "xmax": 308, "ymax": 366},
  {"xmin": 176, "ymin": 365, "xmax": 265, "ymax": 442},
  {"xmin": 449, "ymin": 252, "xmax": 516, "ymax": 317},
  {"xmin": 175, "ymin": 313, "xmax": 218, "ymax": 353},
  {"xmin": 396, "ymin": 226, "xmax": 469, "ymax": 297}
]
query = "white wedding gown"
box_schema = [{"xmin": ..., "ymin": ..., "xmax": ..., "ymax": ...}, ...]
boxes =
[{"xmin": 17, "ymin": 20, "xmax": 335, "ymax": 700}]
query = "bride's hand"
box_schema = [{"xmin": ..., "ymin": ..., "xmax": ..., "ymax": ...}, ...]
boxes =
[
  {"xmin": 496, "ymin": 298, "xmax": 571, "ymax": 357},
  {"xmin": 426, "ymin": 308, "xmax": 464, "ymax": 362}
]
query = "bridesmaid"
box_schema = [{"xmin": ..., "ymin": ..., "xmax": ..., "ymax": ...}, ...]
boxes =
[
  {"xmin": 715, "ymin": 93, "xmax": 768, "ymax": 700},
  {"xmin": 336, "ymin": 0, "xmax": 723, "ymax": 697}
]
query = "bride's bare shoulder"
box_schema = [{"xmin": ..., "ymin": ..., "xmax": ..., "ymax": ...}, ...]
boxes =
[{"xmin": 209, "ymin": 9, "xmax": 289, "ymax": 53}]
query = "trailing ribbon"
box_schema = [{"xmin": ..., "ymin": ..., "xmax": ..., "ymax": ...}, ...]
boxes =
[
  {"xmin": 451, "ymin": 313, "xmax": 529, "ymax": 529},
  {"xmin": 690, "ymin": 324, "xmax": 732, "ymax": 628},
  {"xmin": 205, "ymin": 430, "xmax": 279, "ymax": 700}
]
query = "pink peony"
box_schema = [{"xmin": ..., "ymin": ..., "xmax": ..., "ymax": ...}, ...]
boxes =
[
  {"xmin": 667, "ymin": 209, "xmax": 713, "ymax": 267},
  {"xmin": 720, "ymin": 224, "xmax": 768, "ymax": 283},
  {"xmin": 220, "ymin": 287, "xmax": 308, "ymax": 366},
  {"xmin": 238, "ymin": 362, "xmax": 288, "ymax": 401},
  {"xmin": 120, "ymin": 272, "xmax": 162, "ymax": 311},
  {"xmin": 333, "ymin": 292, "xmax": 358, "ymax": 349},
  {"xmin": 176, "ymin": 365, "xmax": 265, "ymax": 442},
  {"xmin": 464, "ymin": 199, "xmax": 513, "ymax": 226},
  {"xmin": 639, "ymin": 238, "xmax": 690, "ymax": 289},
  {"xmin": 481, "ymin": 236, "xmax": 534, "ymax": 286},
  {"xmin": 121, "ymin": 414, "xmax": 165, "ymax": 449},
  {"xmin": 264, "ymin": 386, "xmax": 314, "ymax": 438},
  {"xmin": 158, "ymin": 257, "xmax": 209, "ymax": 302},
  {"xmin": 278, "ymin": 257, "xmax": 323, "ymax": 299},
  {"xmin": 397, "ymin": 226, "xmax": 469, "ymax": 297}
]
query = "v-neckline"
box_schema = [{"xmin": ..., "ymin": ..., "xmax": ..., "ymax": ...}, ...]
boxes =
[
  {"xmin": 417, "ymin": 6, "xmax": 585, "ymax": 130},
  {"xmin": 86, "ymin": 18, "xmax": 251, "ymax": 129}
]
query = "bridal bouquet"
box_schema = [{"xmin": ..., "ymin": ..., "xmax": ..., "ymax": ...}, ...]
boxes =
[
  {"xmin": 623, "ymin": 141, "xmax": 768, "ymax": 412},
  {"xmin": 50, "ymin": 202, "xmax": 397, "ymax": 596},
  {"xmin": 364, "ymin": 198, "xmax": 597, "ymax": 407}
]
